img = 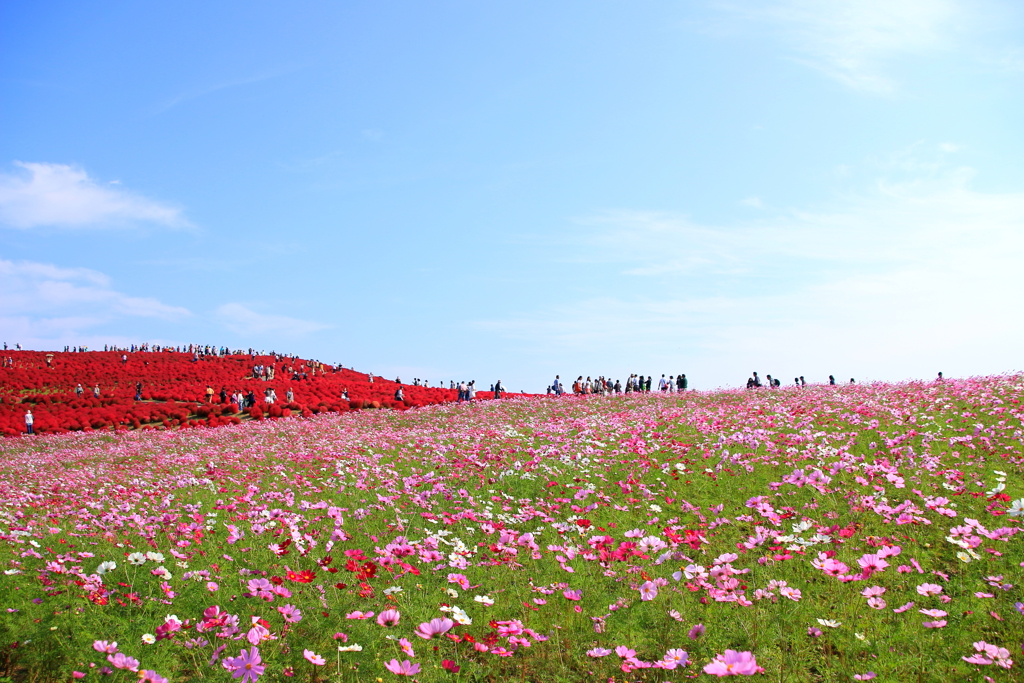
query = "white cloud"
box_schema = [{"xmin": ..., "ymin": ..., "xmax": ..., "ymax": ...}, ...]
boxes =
[
  {"xmin": 0, "ymin": 162, "xmax": 189, "ymax": 229},
  {"xmin": 0, "ymin": 258, "xmax": 191, "ymax": 349},
  {"xmin": 476, "ymin": 147, "xmax": 1024, "ymax": 387},
  {"xmin": 716, "ymin": 0, "xmax": 961, "ymax": 92},
  {"xmin": 215, "ymin": 303, "xmax": 331, "ymax": 337}
]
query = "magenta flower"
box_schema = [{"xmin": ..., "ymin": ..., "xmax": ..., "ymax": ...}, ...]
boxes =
[
  {"xmin": 893, "ymin": 601, "xmax": 915, "ymax": 613},
  {"xmin": 661, "ymin": 648, "xmax": 689, "ymax": 669},
  {"xmin": 853, "ymin": 673, "xmax": 877, "ymax": 681},
  {"xmin": 447, "ymin": 573, "xmax": 470, "ymax": 589},
  {"xmin": 917, "ymin": 583, "xmax": 942, "ymax": 596},
  {"xmin": 807, "ymin": 627, "xmax": 822, "ymax": 638},
  {"xmin": 225, "ymin": 647, "xmax": 265, "ymax": 683},
  {"xmin": 415, "ymin": 617, "xmax": 454, "ymax": 640},
  {"xmin": 139, "ymin": 672, "xmax": 169, "ymax": 683},
  {"xmin": 107, "ymin": 653, "xmax": 139, "ymax": 672},
  {"xmin": 303, "ymin": 649, "xmax": 325, "ymax": 666},
  {"xmin": 93, "ymin": 640, "xmax": 118, "ymax": 654},
  {"xmin": 614, "ymin": 646, "xmax": 637, "ymax": 659},
  {"xmin": 688, "ymin": 623, "xmax": 706, "ymax": 640},
  {"xmin": 563, "ymin": 589, "xmax": 582, "ymax": 601},
  {"xmin": 922, "ymin": 620, "xmax": 947, "ymax": 628},
  {"xmin": 703, "ymin": 650, "xmax": 759, "ymax": 676},
  {"xmin": 587, "ymin": 648, "xmax": 613, "ymax": 657},
  {"xmin": 398, "ymin": 638, "xmax": 415, "ymax": 657},
  {"xmin": 639, "ymin": 581, "xmax": 658, "ymax": 601},
  {"xmin": 277, "ymin": 604, "xmax": 302, "ymax": 623},
  {"xmin": 383, "ymin": 659, "xmax": 421, "ymax": 676},
  {"xmin": 345, "ymin": 610, "xmax": 375, "ymax": 620},
  {"xmin": 377, "ymin": 609, "xmax": 401, "ymax": 627}
]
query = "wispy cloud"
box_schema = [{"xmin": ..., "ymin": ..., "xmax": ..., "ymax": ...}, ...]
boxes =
[
  {"xmin": 149, "ymin": 68, "xmax": 295, "ymax": 115},
  {"xmin": 214, "ymin": 303, "xmax": 331, "ymax": 337},
  {"xmin": 0, "ymin": 162, "xmax": 190, "ymax": 229},
  {"xmin": 715, "ymin": 0, "xmax": 962, "ymax": 92},
  {"xmin": 0, "ymin": 258, "xmax": 191, "ymax": 349},
  {"xmin": 476, "ymin": 145, "xmax": 1024, "ymax": 385}
]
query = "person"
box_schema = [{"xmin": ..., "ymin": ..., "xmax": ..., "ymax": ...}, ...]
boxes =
[
  {"xmin": 752, "ymin": 372, "xmax": 761, "ymax": 388},
  {"xmin": 136, "ymin": 382, "xmax": 143, "ymax": 401},
  {"xmin": 794, "ymin": 377, "xmax": 800, "ymax": 386},
  {"xmin": 93, "ymin": 384, "xmax": 100, "ymax": 398},
  {"xmin": 658, "ymin": 375, "xmax": 668, "ymax": 392},
  {"xmin": 394, "ymin": 386, "xmax": 404, "ymax": 402},
  {"xmin": 552, "ymin": 375, "xmax": 562, "ymax": 395},
  {"xmin": 766, "ymin": 374, "xmax": 774, "ymax": 388},
  {"xmin": 286, "ymin": 387, "xmax": 294, "ymax": 403},
  {"xmin": 494, "ymin": 380, "xmax": 503, "ymax": 399},
  {"xmin": 468, "ymin": 381, "xmax": 476, "ymax": 401},
  {"xmin": 614, "ymin": 379, "xmax": 621, "ymax": 393},
  {"xmin": 24, "ymin": 410, "xmax": 33, "ymax": 435},
  {"xmin": 76, "ymin": 383, "xmax": 83, "ymax": 397},
  {"xmin": 121, "ymin": 354, "xmax": 127, "ymax": 365},
  {"xmin": 937, "ymin": 371, "xmax": 943, "ymax": 382},
  {"xmin": 746, "ymin": 377, "xmax": 754, "ymax": 389},
  {"xmin": 829, "ymin": 375, "xmax": 836, "ymax": 385},
  {"xmin": 220, "ymin": 387, "xmax": 228, "ymax": 403},
  {"xmin": 681, "ymin": 374, "xmax": 688, "ymax": 391},
  {"xmin": 206, "ymin": 385, "xmax": 214, "ymax": 403},
  {"xmin": 341, "ymin": 387, "xmax": 349, "ymax": 401},
  {"xmin": 645, "ymin": 376, "xmax": 652, "ymax": 392},
  {"xmin": 850, "ymin": 378, "xmax": 855, "ymax": 384},
  {"xmin": 800, "ymin": 376, "xmax": 806, "ymax": 387}
]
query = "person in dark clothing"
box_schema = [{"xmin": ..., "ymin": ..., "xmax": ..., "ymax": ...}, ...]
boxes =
[
  {"xmin": 800, "ymin": 376, "xmax": 806, "ymax": 386},
  {"xmin": 219, "ymin": 387, "xmax": 227, "ymax": 403},
  {"xmin": 494, "ymin": 380, "xmax": 503, "ymax": 399},
  {"xmin": 680, "ymin": 374, "xmax": 688, "ymax": 390},
  {"xmin": 829, "ymin": 375, "xmax": 836, "ymax": 385},
  {"xmin": 753, "ymin": 372, "xmax": 761, "ymax": 388},
  {"xmin": 135, "ymin": 382, "xmax": 143, "ymax": 401}
]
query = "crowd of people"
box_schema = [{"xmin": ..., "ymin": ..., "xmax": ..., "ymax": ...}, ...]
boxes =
[
  {"xmin": 547, "ymin": 373, "xmax": 689, "ymax": 395},
  {"xmin": 745, "ymin": 372, "xmax": 865, "ymax": 388}
]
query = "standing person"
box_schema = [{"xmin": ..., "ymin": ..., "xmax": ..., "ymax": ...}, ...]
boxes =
[
  {"xmin": 76, "ymin": 383, "xmax": 83, "ymax": 397},
  {"xmin": 752, "ymin": 372, "xmax": 761, "ymax": 388},
  {"xmin": 681, "ymin": 374, "xmax": 688, "ymax": 391},
  {"xmin": 93, "ymin": 384, "xmax": 100, "ymax": 398},
  {"xmin": 220, "ymin": 387, "xmax": 228, "ymax": 403},
  {"xmin": 800, "ymin": 376, "xmax": 806, "ymax": 387},
  {"xmin": 552, "ymin": 375, "xmax": 562, "ymax": 395},
  {"xmin": 658, "ymin": 375, "xmax": 668, "ymax": 392},
  {"xmin": 394, "ymin": 386, "xmax": 404, "ymax": 402},
  {"xmin": 205, "ymin": 385, "xmax": 214, "ymax": 403},
  {"xmin": 468, "ymin": 381, "xmax": 476, "ymax": 401},
  {"xmin": 645, "ymin": 376, "xmax": 653, "ymax": 393},
  {"xmin": 829, "ymin": 375, "xmax": 836, "ymax": 385},
  {"xmin": 135, "ymin": 382, "xmax": 143, "ymax": 401},
  {"xmin": 24, "ymin": 409, "xmax": 33, "ymax": 435},
  {"xmin": 286, "ymin": 387, "xmax": 294, "ymax": 403},
  {"xmin": 937, "ymin": 372, "xmax": 943, "ymax": 382},
  {"xmin": 494, "ymin": 380, "xmax": 503, "ymax": 399}
]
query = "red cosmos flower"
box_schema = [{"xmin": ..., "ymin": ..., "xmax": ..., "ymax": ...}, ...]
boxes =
[
  {"xmin": 286, "ymin": 569, "xmax": 315, "ymax": 583},
  {"xmin": 575, "ymin": 519, "xmax": 592, "ymax": 528},
  {"xmin": 333, "ymin": 582, "xmax": 347, "ymax": 590},
  {"xmin": 270, "ymin": 576, "xmax": 283, "ymax": 585},
  {"xmin": 441, "ymin": 660, "xmax": 461, "ymax": 673}
]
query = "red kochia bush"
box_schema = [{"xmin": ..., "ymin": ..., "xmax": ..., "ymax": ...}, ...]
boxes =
[{"xmin": 0, "ymin": 349, "xmax": 531, "ymax": 437}]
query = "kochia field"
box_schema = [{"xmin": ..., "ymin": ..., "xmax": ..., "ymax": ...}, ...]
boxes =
[{"xmin": 0, "ymin": 377, "xmax": 1021, "ymax": 682}]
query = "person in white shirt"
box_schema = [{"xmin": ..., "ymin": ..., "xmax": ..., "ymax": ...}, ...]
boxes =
[{"xmin": 24, "ymin": 410, "xmax": 34, "ymax": 435}]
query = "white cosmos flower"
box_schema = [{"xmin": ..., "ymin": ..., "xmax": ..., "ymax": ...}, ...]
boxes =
[
  {"xmin": 474, "ymin": 595, "xmax": 495, "ymax": 606},
  {"xmin": 127, "ymin": 553, "xmax": 146, "ymax": 565},
  {"xmin": 817, "ymin": 619, "xmax": 841, "ymax": 628},
  {"xmin": 96, "ymin": 561, "xmax": 117, "ymax": 575}
]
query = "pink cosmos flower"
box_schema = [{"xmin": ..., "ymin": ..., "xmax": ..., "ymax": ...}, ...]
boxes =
[
  {"xmin": 345, "ymin": 611, "xmax": 375, "ymax": 620},
  {"xmin": 922, "ymin": 620, "xmax": 947, "ymax": 628},
  {"xmin": 615, "ymin": 646, "xmax": 637, "ymax": 659},
  {"xmin": 398, "ymin": 638, "xmax": 415, "ymax": 657},
  {"xmin": 226, "ymin": 647, "xmax": 265, "ymax": 683},
  {"xmin": 415, "ymin": 617, "xmax": 454, "ymax": 640},
  {"xmin": 917, "ymin": 583, "xmax": 942, "ymax": 596},
  {"xmin": 867, "ymin": 597, "xmax": 887, "ymax": 610},
  {"xmin": 587, "ymin": 648, "xmax": 613, "ymax": 657},
  {"xmin": 107, "ymin": 653, "xmax": 139, "ymax": 672},
  {"xmin": 639, "ymin": 581, "xmax": 658, "ymax": 601},
  {"xmin": 377, "ymin": 609, "xmax": 401, "ymax": 627},
  {"xmin": 277, "ymin": 604, "xmax": 301, "ymax": 623},
  {"xmin": 447, "ymin": 573, "xmax": 470, "ymax": 590},
  {"xmin": 807, "ymin": 627, "xmax": 822, "ymax": 638},
  {"xmin": 139, "ymin": 672, "xmax": 169, "ymax": 683},
  {"xmin": 688, "ymin": 624, "xmax": 706, "ymax": 640},
  {"xmin": 860, "ymin": 586, "xmax": 885, "ymax": 598},
  {"xmin": 893, "ymin": 601, "xmax": 915, "ymax": 613},
  {"xmin": 919, "ymin": 609, "xmax": 947, "ymax": 618},
  {"xmin": 852, "ymin": 673, "xmax": 877, "ymax": 680},
  {"xmin": 662, "ymin": 648, "xmax": 689, "ymax": 669},
  {"xmin": 704, "ymin": 650, "xmax": 760, "ymax": 676},
  {"xmin": 384, "ymin": 659, "xmax": 421, "ymax": 676},
  {"xmin": 93, "ymin": 640, "xmax": 118, "ymax": 654},
  {"xmin": 72, "ymin": 673, "xmax": 86, "ymax": 679},
  {"xmin": 303, "ymin": 650, "xmax": 325, "ymax": 666},
  {"xmin": 563, "ymin": 589, "xmax": 582, "ymax": 601}
]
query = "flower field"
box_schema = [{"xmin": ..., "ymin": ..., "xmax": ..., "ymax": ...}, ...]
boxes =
[
  {"xmin": 0, "ymin": 376, "xmax": 1021, "ymax": 682},
  {"xmin": 0, "ymin": 350, "xmax": 478, "ymax": 437}
]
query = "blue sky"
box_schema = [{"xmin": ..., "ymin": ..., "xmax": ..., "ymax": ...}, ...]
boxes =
[{"xmin": 2, "ymin": 0, "xmax": 1022, "ymax": 390}]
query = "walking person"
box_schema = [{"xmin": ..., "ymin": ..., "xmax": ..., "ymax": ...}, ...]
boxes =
[
  {"xmin": 494, "ymin": 380, "xmax": 503, "ymax": 399},
  {"xmin": 135, "ymin": 382, "xmax": 143, "ymax": 401},
  {"xmin": 76, "ymin": 383, "xmax": 84, "ymax": 397},
  {"xmin": 24, "ymin": 410, "xmax": 33, "ymax": 435}
]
